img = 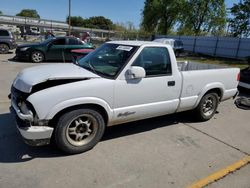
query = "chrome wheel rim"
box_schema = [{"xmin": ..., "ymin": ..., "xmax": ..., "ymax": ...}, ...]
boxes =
[
  {"xmin": 32, "ymin": 52, "xmax": 43, "ymax": 62},
  {"xmin": 202, "ymin": 96, "xmax": 215, "ymax": 116},
  {"xmin": 0, "ymin": 44, "xmax": 8, "ymax": 54},
  {"xmin": 66, "ymin": 114, "xmax": 98, "ymax": 146}
]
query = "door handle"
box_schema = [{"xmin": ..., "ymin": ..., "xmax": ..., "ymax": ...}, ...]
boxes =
[{"xmin": 168, "ymin": 81, "xmax": 175, "ymax": 86}]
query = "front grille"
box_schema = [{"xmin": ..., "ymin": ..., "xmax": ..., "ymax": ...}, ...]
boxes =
[{"xmin": 11, "ymin": 86, "xmax": 29, "ymax": 103}]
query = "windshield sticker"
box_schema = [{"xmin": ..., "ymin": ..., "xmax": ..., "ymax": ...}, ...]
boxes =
[{"xmin": 116, "ymin": 45, "xmax": 133, "ymax": 51}]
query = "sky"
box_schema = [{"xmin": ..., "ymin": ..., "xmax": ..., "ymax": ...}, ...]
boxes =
[{"xmin": 0, "ymin": 0, "xmax": 240, "ymax": 28}]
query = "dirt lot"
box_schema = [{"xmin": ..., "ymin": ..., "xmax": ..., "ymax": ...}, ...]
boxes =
[{"xmin": 0, "ymin": 52, "xmax": 249, "ymax": 188}]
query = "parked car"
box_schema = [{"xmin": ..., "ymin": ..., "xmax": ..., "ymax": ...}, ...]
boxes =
[
  {"xmin": 10, "ymin": 41, "xmax": 239, "ymax": 154},
  {"xmin": 153, "ymin": 38, "xmax": 184, "ymax": 57},
  {"xmin": 0, "ymin": 29, "xmax": 17, "ymax": 54},
  {"xmin": 239, "ymin": 66, "xmax": 250, "ymax": 90},
  {"xmin": 15, "ymin": 36, "xmax": 94, "ymax": 63}
]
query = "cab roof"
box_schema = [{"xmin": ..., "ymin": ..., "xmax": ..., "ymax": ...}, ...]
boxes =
[{"xmin": 107, "ymin": 40, "xmax": 166, "ymax": 47}]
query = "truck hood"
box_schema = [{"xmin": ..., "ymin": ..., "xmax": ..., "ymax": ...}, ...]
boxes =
[{"xmin": 13, "ymin": 63, "xmax": 100, "ymax": 93}]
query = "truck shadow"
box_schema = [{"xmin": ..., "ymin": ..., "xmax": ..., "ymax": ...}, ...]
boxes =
[{"xmin": 0, "ymin": 111, "xmax": 194, "ymax": 163}]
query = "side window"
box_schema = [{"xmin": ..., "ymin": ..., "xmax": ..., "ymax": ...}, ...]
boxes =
[
  {"xmin": 132, "ymin": 47, "xmax": 172, "ymax": 76},
  {"xmin": 52, "ymin": 39, "xmax": 66, "ymax": 45},
  {"xmin": 68, "ymin": 38, "xmax": 81, "ymax": 45},
  {"xmin": 0, "ymin": 30, "xmax": 10, "ymax": 36}
]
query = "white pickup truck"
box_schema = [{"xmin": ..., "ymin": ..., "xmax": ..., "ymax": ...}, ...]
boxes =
[{"xmin": 10, "ymin": 41, "xmax": 240, "ymax": 154}]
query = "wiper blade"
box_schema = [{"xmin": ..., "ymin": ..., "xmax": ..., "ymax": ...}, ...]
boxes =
[{"xmin": 87, "ymin": 61, "xmax": 99, "ymax": 76}]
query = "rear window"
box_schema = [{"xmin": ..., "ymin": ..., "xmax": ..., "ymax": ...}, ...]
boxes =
[{"xmin": 0, "ymin": 30, "xmax": 10, "ymax": 36}]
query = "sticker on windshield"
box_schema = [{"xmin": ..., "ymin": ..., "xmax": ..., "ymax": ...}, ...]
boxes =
[{"xmin": 116, "ymin": 45, "xmax": 133, "ymax": 51}]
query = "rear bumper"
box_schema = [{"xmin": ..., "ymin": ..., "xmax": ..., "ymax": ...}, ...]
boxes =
[
  {"xmin": 239, "ymin": 82, "xmax": 250, "ymax": 90},
  {"xmin": 9, "ymin": 43, "xmax": 17, "ymax": 50}
]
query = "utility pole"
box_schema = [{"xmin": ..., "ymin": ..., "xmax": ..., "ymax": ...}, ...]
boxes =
[{"xmin": 68, "ymin": 0, "xmax": 71, "ymax": 36}]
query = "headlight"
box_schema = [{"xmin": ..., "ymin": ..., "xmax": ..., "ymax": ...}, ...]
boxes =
[{"xmin": 20, "ymin": 47, "xmax": 30, "ymax": 51}]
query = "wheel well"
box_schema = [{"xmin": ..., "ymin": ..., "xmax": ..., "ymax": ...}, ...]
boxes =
[
  {"xmin": 49, "ymin": 104, "xmax": 109, "ymax": 128},
  {"xmin": 205, "ymin": 88, "xmax": 222, "ymax": 100}
]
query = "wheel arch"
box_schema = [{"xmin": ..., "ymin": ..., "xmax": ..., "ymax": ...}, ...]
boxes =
[
  {"xmin": 49, "ymin": 103, "xmax": 110, "ymax": 128},
  {"xmin": 194, "ymin": 83, "xmax": 224, "ymax": 108},
  {"xmin": 0, "ymin": 42, "xmax": 10, "ymax": 48}
]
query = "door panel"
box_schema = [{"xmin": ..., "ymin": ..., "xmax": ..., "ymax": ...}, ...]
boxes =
[
  {"xmin": 113, "ymin": 46, "xmax": 182, "ymax": 124},
  {"xmin": 46, "ymin": 38, "xmax": 66, "ymax": 61},
  {"xmin": 113, "ymin": 76, "xmax": 181, "ymax": 124}
]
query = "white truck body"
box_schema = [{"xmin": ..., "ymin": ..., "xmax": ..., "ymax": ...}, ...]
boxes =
[{"xmin": 10, "ymin": 41, "xmax": 240, "ymax": 149}]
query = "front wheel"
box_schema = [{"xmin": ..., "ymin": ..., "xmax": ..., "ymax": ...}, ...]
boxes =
[
  {"xmin": 194, "ymin": 92, "xmax": 219, "ymax": 121},
  {"xmin": 31, "ymin": 51, "xmax": 44, "ymax": 63},
  {"xmin": 55, "ymin": 109, "xmax": 105, "ymax": 154}
]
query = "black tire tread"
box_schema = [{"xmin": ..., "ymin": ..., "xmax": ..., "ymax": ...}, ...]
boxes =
[
  {"xmin": 194, "ymin": 92, "xmax": 219, "ymax": 122},
  {"xmin": 55, "ymin": 108, "xmax": 105, "ymax": 154}
]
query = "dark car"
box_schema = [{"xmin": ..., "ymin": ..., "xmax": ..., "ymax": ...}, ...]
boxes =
[
  {"xmin": 239, "ymin": 66, "xmax": 250, "ymax": 90},
  {"xmin": 0, "ymin": 29, "xmax": 17, "ymax": 54},
  {"xmin": 15, "ymin": 37, "xmax": 94, "ymax": 63}
]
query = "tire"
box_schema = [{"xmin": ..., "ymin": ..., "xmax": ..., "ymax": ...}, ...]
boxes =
[
  {"xmin": 55, "ymin": 108, "xmax": 105, "ymax": 154},
  {"xmin": 194, "ymin": 92, "xmax": 219, "ymax": 121},
  {"xmin": 31, "ymin": 51, "xmax": 44, "ymax": 63},
  {"xmin": 0, "ymin": 43, "xmax": 9, "ymax": 54}
]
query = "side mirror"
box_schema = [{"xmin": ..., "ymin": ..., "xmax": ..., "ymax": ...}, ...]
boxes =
[{"xmin": 127, "ymin": 66, "xmax": 146, "ymax": 79}]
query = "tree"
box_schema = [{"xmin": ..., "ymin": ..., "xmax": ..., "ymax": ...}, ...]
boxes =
[
  {"xmin": 66, "ymin": 16, "xmax": 113, "ymax": 30},
  {"xmin": 84, "ymin": 16, "xmax": 113, "ymax": 30},
  {"xmin": 0, "ymin": 11, "xmax": 3, "ymax": 15},
  {"xmin": 228, "ymin": 0, "xmax": 250, "ymax": 37},
  {"xmin": 178, "ymin": 0, "xmax": 226, "ymax": 36},
  {"xmin": 141, "ymin": 0, "xmax": 184, "ymax": 35},
  {"xmin": 66, "ymin": 16, "xmax": 85, "ymax": 27},
  {"xmin": 16, "ymin": 9, "xmax": 40, "ymax": 18}
]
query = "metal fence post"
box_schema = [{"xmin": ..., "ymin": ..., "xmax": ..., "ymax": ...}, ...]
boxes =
[
  {"xmin": 235, "ymin": 37, "xmax": 241, "ymax": 59},
  {"xmin": 214, "ymin": 37, "xmax": 219, "ymax": 57},
  {"xmin": 193, "ymin": 36, "xmax": 197, "ymax": 53}
]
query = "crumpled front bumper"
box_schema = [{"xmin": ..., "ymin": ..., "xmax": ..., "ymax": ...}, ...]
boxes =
[{"xmin": 10, "ymin": 96, "xmax": 54, "ymax": 146}]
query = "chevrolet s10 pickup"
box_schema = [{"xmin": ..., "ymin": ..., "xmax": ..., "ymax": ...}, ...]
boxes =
[{"xmin": 10, "ymin": 41, "xmax": 240, "ymax": 154}]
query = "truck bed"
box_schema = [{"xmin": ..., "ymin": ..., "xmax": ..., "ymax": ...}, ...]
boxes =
[
  {"xmin": 176, "ymin": 61, "xmax": 239, "ymax": 112},
  {"xmin": 177, "ymin": 61, "xmax": 227, "ymax": 71}
]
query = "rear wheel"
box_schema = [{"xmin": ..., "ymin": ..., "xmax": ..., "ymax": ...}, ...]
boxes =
[
  {"xmin": 0, "ymin": 43, "xmax": 9, "ymax": 54},
  {"xmin": 55, "ymin": 108, "xmax": 105, "ymax": 154},
  {"xmin": 31, "ymin": 51, "xmax": 44, "ymax": 63},
  {"xmin": 194, "ymin": 92, "xmax": 219, "ymax": 121}
]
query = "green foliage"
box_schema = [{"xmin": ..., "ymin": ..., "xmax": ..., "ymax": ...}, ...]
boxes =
[
  {"xmin": 16, "ymin": 9, "xmax": 40, "ymax": 18},
  {"xmin": 178, "ymin": 0, "xmax": 226, "ymax": 36},
  {"xmin": 228, "ymin": 0, "xmax": 250, "ymax": 37},
  {"xmin": 84, "ymin": 16, "xmax": 113, "ymax": 30},
  {"xmin": 67, "ymin": 16, "xmax": 113, "ymax": 30},
  {"xmin": 141, "ymin": 0, "xmax": 184, "ymax": 35},
  {"xmin": 67, "ymin": 16, "xmax": 85, "ymax": 27}
]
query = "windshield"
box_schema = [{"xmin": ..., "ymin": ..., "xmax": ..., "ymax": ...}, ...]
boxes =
[{"xmin": 78, "ymin": 43, "xmax": 138, "ymax": 78}]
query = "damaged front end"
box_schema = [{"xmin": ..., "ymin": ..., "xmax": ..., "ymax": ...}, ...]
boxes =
[
  {"xmin": 10, "ymin": 85, "xmax": 53, "ymax": 146},
  {"xmin": 10, "ymin": 63, "xmax": 101, "ymax": 146}
]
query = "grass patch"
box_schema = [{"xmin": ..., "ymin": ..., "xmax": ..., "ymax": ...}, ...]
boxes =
[{"xmin": 177, "ymin": 54, "xmax": 249, "ymax": 69}]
